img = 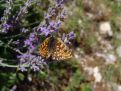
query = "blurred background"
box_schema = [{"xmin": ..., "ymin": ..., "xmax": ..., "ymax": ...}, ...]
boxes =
[{"xmin": 0, "ymin": 0, "xmax": 121, "ymax": 91}]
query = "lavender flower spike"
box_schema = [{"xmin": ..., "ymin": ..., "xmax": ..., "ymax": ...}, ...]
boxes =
[
  {"xmin": 19, "ymin": 66, "xmax": 27, "ymax": 72},
  {"xmin": 67, "ymin": 31, "xmax": 76, "ymax": 40},
  {"xmin": 40, "ymin": 27, "xmax": 50, "ymax": 36}
]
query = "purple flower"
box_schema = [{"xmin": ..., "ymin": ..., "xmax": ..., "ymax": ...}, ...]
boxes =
[
  {"xmin": 17, "ymin": 53, "xmax": 31, "ymax": 63},
  {"xmin": 49, "ymin": 21, "xmax": 55, "ymax": 27},
  {"xmin": 62, "ymin": 32, "xmax": 76, "ymax": 44},
  {"xmin": 56, "ymin": 3, "xmax": 62, "ymax": 8},
  {"xmin": 56, "ymin": 0, "xmax": 64, "ymax": 8},
  {"xmin": 49, "ymin": 21, "xmax": 61, "ymax": 29},
  {"xmin": 31, "ymin": 65, "xmax": 40, "ymax": 71},
  {"xmin": 18, "ymin": 53, "xmax": 45, "ymax": 71},
  {"xmin": 30, "ymin": 44, "xmax": 35, "ymax": 49},
  {"xmin": 49, "ymin": 8, "xmax": 56, "ymax": 15},
  {"xmin": 29, "ymin": 33, "xmax": 35, "ymax": 41},
  {"xmin": 2, "ymin": 23, "xmax": 13, "ymax": 33},
  {"xmin": 40, "ymin": 27, "xmax": 50, "ymax": 36},
  {"xmin": 45, "ymin": 14, "xmax": 51, "ymax": 19},
  {"xmin": 28, "ymin": 44, "xmax": 35, "ymax": 53},
  {"xmin": 24, "ymin": 33, "xmax": 36, "ymax": 48},
  {"xmin": 37, "ymin": 0, "xmax": 66, "ymax": 38},
  {"xmin": 24, "ymin": 39, "xmax": 32, "ymax": 46},
  {"xmin": 3, "ymin": 23, "xmax": 12, "ymax": 29},
  {"xmin": 19, "ymin": 66, "xmax": 27, "ymax": 72},
  {"xmin": 67, "ymin": 31, "xmax": 76, "ymax": 40},
  {"xmin": 56, "ymin": 21, "xmax": 61, "ymax": 28}
]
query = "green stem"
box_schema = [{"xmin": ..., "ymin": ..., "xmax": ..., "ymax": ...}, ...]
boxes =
[{"xmin": 0, "ymin": 62, "xmax": 19, "ymax": 68}]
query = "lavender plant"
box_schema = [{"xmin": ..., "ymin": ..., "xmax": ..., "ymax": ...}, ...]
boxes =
[{"xmin": 0, "ymin": 0, "xmax": 75, "ymax": 72}]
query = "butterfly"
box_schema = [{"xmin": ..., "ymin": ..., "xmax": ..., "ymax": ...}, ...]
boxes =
[{"xmin": 39, "ymin": 36, "xmax": 72, "ymax": 60}]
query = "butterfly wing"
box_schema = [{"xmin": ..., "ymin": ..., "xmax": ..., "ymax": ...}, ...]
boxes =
[
  {"xmin": 52, "ymin": 38, "xmax": 72, "ymax": 60},
  {"xmin": 39, "ymin": 37, "xmax": 51, "ymax": 59}
]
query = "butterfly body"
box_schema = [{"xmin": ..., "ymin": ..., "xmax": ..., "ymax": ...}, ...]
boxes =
[{"xmin": 39, "ymin": 36, "xmax": 72, "ymax": 60}]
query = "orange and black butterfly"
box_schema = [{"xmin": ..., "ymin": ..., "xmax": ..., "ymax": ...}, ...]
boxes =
[{"xmin": 39, "ymin": 36, "xmax": 72, "ymax": 60}]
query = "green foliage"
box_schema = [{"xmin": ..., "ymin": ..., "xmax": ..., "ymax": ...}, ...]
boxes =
[
  {"xmin": 65, "ymin": 70, "xmax": 84, "ymax": 91},
  {"xmin": 38, "ymin": 70, "xmax": 48, "ymax": 79},
  {"xmin": 81, "ymin": 84, "xmax": 92, "ymax": 91},
  {"xmin": 17, "ymin": 73, "xmax": 25, "ymax": 81},
  {"xmin": 111, "ymin": 3, "xmax": 121, "ymax": 15},
  {"xmin": 102, "ymin": 60, "xmax": 121, "ymax": 84},
  {"xmin": 0, "ymin": 72, "xmax": 17, "ymax": 91}
]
